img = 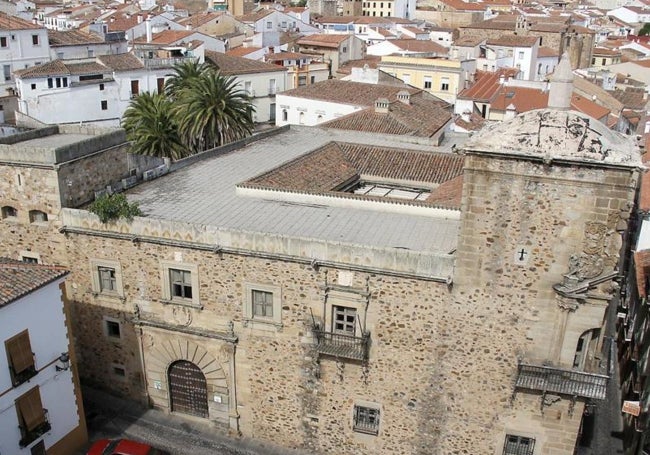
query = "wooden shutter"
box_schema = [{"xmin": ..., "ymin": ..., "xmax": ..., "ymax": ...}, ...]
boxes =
[
  {"xmin": 16, "ymin": 387, "xmax": 45, "ymax": 431},
  {"xmin": 5, "ymin": 330, "xmax": 34, "ymax": 375}
]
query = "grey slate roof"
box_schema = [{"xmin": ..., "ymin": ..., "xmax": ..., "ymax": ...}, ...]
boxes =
[
  {"xmin": 0, "ymin": 258, "xmax": 68, "ymax": 308},
  {"xmin": 126, "ymin": 127, "xmax": 461, "ymax": 254}
]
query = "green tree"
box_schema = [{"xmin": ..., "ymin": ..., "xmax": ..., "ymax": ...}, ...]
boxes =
[
  {"xmin": 122, "ymin": 92, "xmax": 188, "ymax": 160},
  {"xmin": 173, "ymin": 70, "xmax": 255, "ymax": 151},
  {"xmin": 89, "ymin": 193, "xmax": 142, "ymax": 223},
  {"xmin": 164, "ymin": 59, "xmax": 213, "ymax": 99},
  {"xmin": 640, "ymin": 23, "xmax": 650, "ymax": 36}
]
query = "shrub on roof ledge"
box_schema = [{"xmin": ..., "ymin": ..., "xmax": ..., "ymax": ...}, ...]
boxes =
[{"xmin": 89, "ymin": 193, "xmax": 142, "ymax": 224}]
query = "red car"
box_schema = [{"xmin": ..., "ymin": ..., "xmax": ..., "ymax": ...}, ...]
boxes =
[{"xmin": 87, "ymin": 439, "xmax": 170, "ymax": 455}]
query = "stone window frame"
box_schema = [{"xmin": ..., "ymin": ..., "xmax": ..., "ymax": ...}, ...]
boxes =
[
  {"xmin": 28, "ymin": 209, "xmax": 48, "ymax": 224},
  {"xmin": 103, "ymin": 316, "xmax": 122, "ymax": 341},
  {"xmin": 20, "ymin": 251, "xmax": 40, "ymax": 264},
  {"xmin": 498, "ymin": 431, "xmax": 537, "ymax": 455},
  {"xmin": 243, "ymin": 282, "xmax": 282, "ymax": 328},
  {"xmin": 323, "ymin": 287, "xmax": 368, "ymax": 335},
  {"xmin": 351, "ymin": 399, "xmax": 381, "ymax": 436},
  {"xmin": 90, "ymin": 258, "xmax": 125, "ymax": 300},
  {"xmin": 160, "ymin": 261, "xmax": 201, "ymax": 309}
]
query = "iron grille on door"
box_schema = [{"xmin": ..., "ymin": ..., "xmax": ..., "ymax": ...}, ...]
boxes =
[
  {"xmin": 503, "ymin": 435, "xmax": 535, "ymax": 455},
  {"xmin": 168, "ymin": 360, "xmax": 209, "ymax": 418}
]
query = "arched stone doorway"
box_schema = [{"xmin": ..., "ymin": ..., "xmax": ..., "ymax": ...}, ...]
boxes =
[{"xmin": 168, "ymin": 360, "xmax": 209, "ymax": 418}]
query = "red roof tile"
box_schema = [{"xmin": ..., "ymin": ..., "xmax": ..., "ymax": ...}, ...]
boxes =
[
  {"xmin": 205, "ymin": 50, "xmax": 287, "ymax": 74},
  {"xmin": 0, "ymin": 258, "xmax": 68, "ymax": 308}
]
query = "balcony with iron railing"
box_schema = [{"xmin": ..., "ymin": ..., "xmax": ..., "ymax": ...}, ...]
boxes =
[
  {"xmin": 19, "ymin": 409, "xmax": 50, "ymax": 447},
  {"xmin": 10, "ymin": 363, "xmax": 37, "ymax": 388},
  {"xmin": 313, "ymin": 327, "xmax": 370, "ymax": 361},
  {"xmin": 515, "ymin": 363, "xmax": 609, "ymax": 400}
]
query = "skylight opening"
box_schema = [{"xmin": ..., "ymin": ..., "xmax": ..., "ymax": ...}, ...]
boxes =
[{"xmin": 353, "ymin": 183, "xmax": 431, "ymax": 201}]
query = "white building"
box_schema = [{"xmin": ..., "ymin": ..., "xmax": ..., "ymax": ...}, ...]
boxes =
[
  {"xmin": 0, "ymin": 258, "xmax": 86, "ymax": 455},
  {"xmin": 607, "ymin": 6, "xmax": 650, "ymax": 26},
  {"xmin": 205, "ymin": 50, "xmax": 287, "ymax": 123},
  {"xmin": 0, "ymin": 12, "xmax": 50, "ymax": 94},
  {"xmin": 478, "ymin": 35, "xmax": 540, "ymax": 81},
  {"xmin": 15, "ymin": 53, "xmax": 177, "ymax": 126},
  {"xmin": 48, "ymin": 28, "xmax": 128, "ymax": 60}
]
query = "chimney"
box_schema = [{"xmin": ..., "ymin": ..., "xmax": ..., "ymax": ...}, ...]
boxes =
[
  {"xmin": 397, "ymin": 90, "xmax": 410, "ymax": 105},
  {"xmin": 145, "ymin": 17, "xmax": 152, "ymax": 43},
  {"xmin": 504, "ymin": 103, "xmax": 517, "ymax": 120},
  {"xmin": 375, "ymin": 98, "xmax": 389, "ymax": 114},
  {"xmin": 137, "ymin": 14, "xmax": 143, "ymax": 23},
  {"xmin": 499, "ymin": 74, "xmax": 505, "ymax": 84},
  {"xmin": 548, "ymin": 52, "xmax": 573, "ymax": 110},
  {"xmin": 186, "ymin": 24, "xmax": 191, "ymax": 30}
]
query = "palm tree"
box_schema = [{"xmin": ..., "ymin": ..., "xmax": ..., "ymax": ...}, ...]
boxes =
[
  {"xmin": 164, "ymin": 59, "xmax": 213, "ymax": 99},
  {"xmin": 172, "ymin": 71, "xmax": 255, "ymax": 152},
  {"xmin": 122, "ymin": 92, "xmax": 188, "ymax": 160}
]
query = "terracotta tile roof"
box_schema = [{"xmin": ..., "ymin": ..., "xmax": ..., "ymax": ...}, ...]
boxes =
[
  {"xmin": 297, "ymin": 33, "xmax": 349, "ymax": 48},
  {"xmin": 571, "ymin": 94, "xmax": 610, "ymax": 120},
  {"xmin": 530, "ymin": 22, "xmax": 567, "ymax": 33},
  {"xmin": 239, "ymin": 141, "xmax": 465, "ymax": 208},
  {"xmin": 336, "ymin": 55, "xmax": 381, "ymax": 75},
  {"xmin": 48, "ymin": 29, "xmax": 106, "ymax": 46},
  {"xmin": 463, "ymin": 17, "xmax": 515, "ymax": 31},
  {"xmin": 609, "ymin": 88, "xmax": 647, "ymax": 110},
  {"xmin": 235, "ymin": 9, "xmax": 274, "ymax": 23},
  {"xmin": 401, "ymin": 26, "xmax": 426, "ymax": 34},
  {"xmin": 0, "ymin": 258, "xmax": 68, "ymax": 308},
  {"xmin": 439, "ymin": 0, "xmax": 488, "ymax": 11},
  {"xmin": 177, "ymin": 11, "xmax": 224, "ymax": 28},
  {"xmin": 426, "ymin": 174, "xmax": 463, "ymax": 209},
  {"xmin": 226, "ymin": 46, "xmax": 262, "ymax": 57},
  {"xmin": 266, "ymin": 51, "xmax": 319, "ymax": 62},
  {"xmin": 284, "ymin": 6, "xmax": 307, "ymax": 13},
  {"xmin": 633, "ymin": 58, "xmax": 650, "ymax": 68},
  {"xmin": 107, "ymin": 13, "xmax": 140, "ymax": 32},
  {"xmin": 97, "ymin": 53, "xmax": 144, "ymax": 71},
  {"xmin": 453, "ymin": 112, "xmax": 485, "ymax": 131},
  {"xmin": 634, "ymin": 250, "xmax": 650, "ymax": 297},
  {"xmin": 280, "ymin": 79, "xmax": 421, "ymax": 106},
  {"xmin": 150, "ymin": 29, "xmax": 194, "ymax": 44},
  {"xmin": 321, "ymin": 94, "xmax": 451, "ymax": 138},
  {"xmin": 538, "ymin": 46, "xmax": 559, "ymax": 57},
  {"xmin": 205, "ymin": 50, "xmax": 287, "ymax": 74},
  {"xmin": 491, "ymin": 86, "xmax": 547, "ymax": 112},
  {"xmin": 453, "ymin": 35, "xmax": 485, "ymax": 46},
  {"xmin": 65, "ymin": 61, "xmax": 109, "ymax": 75},
  {"xmin": 388, "ymin": 39, "xmax": 448, "ymax": 54},
  {"xmin": 487, "ymin": 34, "xmax": 539, "ymax": 47},
  {"xmin": 0, "ymin": 11, "xmax": 41, "ymax": 30},
  {"xmin": 593, "ymin": 47, "xmax": 621, "ymax": 56},
  {"xmin": 457, "ymin": 68, "xmax": 519, "ymax": 102},
  {"xmin": 15, "ymin": 59, "xmax": 71, "ymax": 78},
  {"xmin": 313, "ymin": 16, "xmax": 359, "ymax": 24}
]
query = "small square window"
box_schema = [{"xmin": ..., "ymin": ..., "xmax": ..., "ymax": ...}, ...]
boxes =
[
  {"xmin": 170, "ymin": 268, "xmax": 192, "ymax": 299},
  {"xmin": 90, "ymin": 259, "xmax": 123, "ymax": 298},
  {"xmin": 30, "ymin": 83, "xmax": 36, "ymax": 90},
  {"xmin": 503, "ymin": 434, "xmax": 535, "ymax": 455},
  {"xmin": 99, "ymin": 83, "xmax": 105, "ymax": 91},
  {"xmin": 112, "ymin": 366, "xmax": 126, "ymax": 377},
  {"xmin": 353, "ymin": 405, "xmax": 380, "ymax": 435},
  {"xmin": 105, "ymin": 319, "xmax": 121, "ymax": 339},
  {"xmin": 333, "ymin": 305, "xmax": 357, "ymax": 335},
  {"xmin": 252, "ymin": 290, "xmax": 273, "ymax": 318},
  {"xmin": 101, "ymin": 100, "xmax": 108, "ymax": 110}
]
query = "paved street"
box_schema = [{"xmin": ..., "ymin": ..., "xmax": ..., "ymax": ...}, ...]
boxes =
[{"xmin": 80, "ymin": 387, "xmax": 301, "ymax": 455}]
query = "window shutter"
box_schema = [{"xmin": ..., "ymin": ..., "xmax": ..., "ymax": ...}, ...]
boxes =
[
  {"xmin": 6, "ymin": 331, "xmax": 34, "ymax": 375},
  {"xmin": 16, "ymin": 387, "xmax": 45, "ymax": 431}
]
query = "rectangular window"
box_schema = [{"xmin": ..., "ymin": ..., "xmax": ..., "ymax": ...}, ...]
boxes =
[
  {"xmin": 0, "ymin": 36, "xmax": 7, "ymax": 47},
  {"xmin": 98, "ymin": 266, "xmax": 116, "ymax": 292},
  {"xmin": 244, "ymin": 80, "xmax": 252, "ymax": 95},
  {"xmin": 101, "ymin": 100, "xmax": 107, "ymax": 110},
  {"xmin": 170, "ymin": 269, "xmax": 193, "ymax": 299},
  {"xmin": 402, "ymin": 73, "xmax": 410, "ymax": 84},
  {"xmin": 55, "ymin": 77, "xmax": 61, "ymax": 88},
  {"xmin": 99, "ymin": 83, "xmax": 104, "ymax": 91},
  {"xmin": 518, "ymin": 51, "xmax": 524, "ymax": 59},
  {"xmin": 22, "ymin": 256, "xmax": 39, "ymax": 264},
  {"xmin": 266, "ymin": 21, "xmax": 272, "ymax": 29},
  {"xmin": 333, "ymin": 305, "xmax": 356, "ymax": 335},
  {"xmin": 440, "ymin": 77, "xmax": 450, "ymax": 91},
  {"xmin": 87, "ymin": 49, "xmax": 94, "ymax": 57},
  {"xmin": 252, "ymin": 290, "xmax": 273, "ymax": 318},
  {"xmin": 310, "ymin": 75, "xmax": 315, "ymax": 84},
  {"xmin": 424, "ymin": 76, "xmax": 432, "ymax": 89},
  {"xmin": 5, "ymin": 330, "xmax": 36, "ymax": 387},
  {"xmin": 157, "ymin": 77, "xmax": 165, "ymax": 93},
  {"xmin": 353, "ymin": 405, "xmax": 380, "ymax": 435},
  {"xmin": 503, "ymin": 435, "xmax": 535, "ymax": 455},
  {"xmin": 62, "ymin": 77, "xmax": 67, "ymax": 87},
  {"xmin": 31, "ymin": 34, "xmax": 39, "ymax": 46},
  {"xmin": 298, "ymin": 75, "xmax": 307, "ymax": 86},
  {"xmin": 130, "ymin": 79, "xmax": 139, "ymax": 97},
  {"xmin": 269, "ymin": 78, "xmax": 275, "ymax": 94},
  {"xmin": 30, "ymin": 83, "xmax": 36, "ymax": 90},
  {"xmin": 3, "ymin": 64, "xmax": 10, "ymax": 82},
  {"xmin": 56, "ymin": 52, "xmax": 64, "ymax": 59},
  {"xmin": 104, "ymin": 319, "xmax": 121, "ymax": 339},
  {"xmin": 15, "ymin": 386, "xmax": 49, "ymax": 448}
]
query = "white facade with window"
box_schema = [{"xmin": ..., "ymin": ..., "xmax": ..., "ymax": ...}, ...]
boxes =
[
  {"xmin": 15, "ymin": 56, "xmax": 172, "ymax": 126},
  {"xmin": 275, "ymin": 94, "xmax": 361, "ymax": 127},
  {"xmin": 231, "ymin": 70, "xmax": 287, "ymax": 123},
  {"xmin": 0, "ymin": 17, "xmax": 51, "ymax": 95},
  {"xmin": 0, "ymin": 262, "xmax": 85, "ymax": 455}
]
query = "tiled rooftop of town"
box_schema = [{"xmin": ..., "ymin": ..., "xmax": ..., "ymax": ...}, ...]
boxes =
[{"xmin": 0, "ymin": 258, "xmax": 68, "ymax": 307}]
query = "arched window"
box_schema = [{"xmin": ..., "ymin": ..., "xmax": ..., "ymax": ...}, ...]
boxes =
[
  {"xmin": 282, "ymin": 109, "xmax": 288, "ymax": 121},
  {"xmin": 299, "ymin": 112, "xmax": 305, "ymax": 125},
  {"xmin": 1, "ymin": 206, "xmax": 17, "ymax": 219},
  {"xmin": 29, "ymin": 210, "xmax": 48, "ymax": 223}
]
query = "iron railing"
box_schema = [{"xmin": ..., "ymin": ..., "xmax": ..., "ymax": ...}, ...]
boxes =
[
  {"xmin": 143, "ymin": 56, "xmax": 197, "ymax": 69},
  {"xmin": 10, "ymin": 363, "xmax": 37, "ymax": 387},
  {"xmin": 313, "ymin": 329, "xmax": 370, "ymax": 361},
  {"xmin": 515, "ymin": 363, "xmax": 608, "ymax": 400},
  {"xmin": 19, "ymin": 409, "xmax": 50, "ymax": 447}
]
